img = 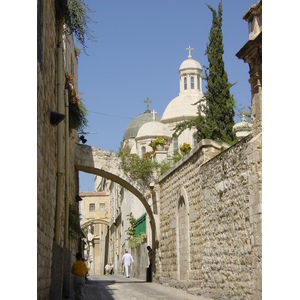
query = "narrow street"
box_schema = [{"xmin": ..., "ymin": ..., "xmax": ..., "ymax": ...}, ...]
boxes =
[{"xmin": 77, "ymin": 274, "xmax": 213, "ymax": 300}]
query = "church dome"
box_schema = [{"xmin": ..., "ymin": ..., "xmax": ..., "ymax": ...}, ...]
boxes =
[
  {"xmin": 123, "ymin": 111, "xmax": 161, "ymax": 140},
  {"xmin": 161, "ymin": 46, "xmax": 203, "ymax": 124},
  {"xmin": 179, "ymin": 45, "xmax": 202, "ymax": 71},
  {"xmin": 179, "ymin": 58, "xmax": 202, "ymax": 71},
  {"xmin": 136, "ymin": 121, "xmax": 172, "ymax": 140},
  {"xmin": 161, "ymin": 94, "xmax": 200, "ymax": 123},
  {"xmin": 233, "ymin": 115, "xmax": 253, "ymax": 140}
]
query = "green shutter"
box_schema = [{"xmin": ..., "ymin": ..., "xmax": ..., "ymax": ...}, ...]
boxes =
[{"xmin": 135, "ymin": 213, "xmax": 146, "ymax": 236}]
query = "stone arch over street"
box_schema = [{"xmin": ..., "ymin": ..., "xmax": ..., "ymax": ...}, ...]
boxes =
[
  {"xmin": 81, "ymin": 218, "xmax": 110, "ymax": 230},
  {"xmin": 74, "ymin": 143, "xmax": 158, "ymax": 248}
]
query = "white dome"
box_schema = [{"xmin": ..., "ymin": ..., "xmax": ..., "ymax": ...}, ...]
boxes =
[
  {"xmin": 161, "ymin": 93, "xmax": 202, "ymax": 123},
  {"xmin": 179, "ymin": 58, "xmax": 202, "ymax": 71},
  {"xmin": 233, "ymin": 115, "xmax": 253, "ymax": 140},
  {"xmin": 161, "ymin": 46, "xmax": 204, "ymax": 124},
  {"xmin": 136, "ymin": 121, "xmax": 172, "ymax": 139}
]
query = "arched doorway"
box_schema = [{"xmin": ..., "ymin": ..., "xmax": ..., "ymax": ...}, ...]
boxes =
[{"xmin": 176, "ymin": 187, "xmax": 190, "ymax": 280}]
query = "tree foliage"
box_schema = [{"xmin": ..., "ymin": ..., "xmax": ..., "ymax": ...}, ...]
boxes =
[
  {"xmin": 125, "ymin": 212, "xmax": 136, "ymax": 240},
  {"xmin": 65, "ymin": 73, "xmax": 88, "ymax": 131},
  {"xmin": 56, "ymin": 0, "xmax": 95, "ymax": 53},
  {"xmin": 118, "ymin": 148, "xmax": 159, "ymax": 183},
  {"xmin": 235, "ymin": 104, "xmax": 252, "ymax": 123},
  {"xmin": 118, "ymin": 147, "xmax": 187, "ymax": 180},
  {"xmin": 174, "ymin": 0, "xmax": 236, "ymax": 145},
  {"xmin": 126, "ymin": 213, "xmax": 147, "ymax": 248}
]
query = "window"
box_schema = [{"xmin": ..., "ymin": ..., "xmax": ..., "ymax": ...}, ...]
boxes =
[
  {"xmin": 248, "ymin": 17, "xmax": 254, "ymax": 37},
  {"xmin": 193, "ymin": 134, "xmax": 198, "ymax": 147},
  {"xmin": 100, "ymin": 203, "xmax": 106, "ymax": 212},
  {"xmin": 90, "ymin": 225, "xmax": 94, "ymax": 234},
  {"xmin": 89, "ymin": 203, "xmax": 95, "ymax": 212},
  {"xmin": 184, "ymin": 77, "xmax": 187, "ymax": 90},
  {"xmin": 174, "ymin": 136, "xmax": 178, "ymax": 151},
  {"xmin": 142, "ymin": 146, "xmax": 146, "ymax": 156},
  {"xmin": 197, "ymin": 76, "xmax": 200, "ymax": 90},
  {"xmin": 191, "ymin": 76, "xmax": 194, "ymax": 89}
]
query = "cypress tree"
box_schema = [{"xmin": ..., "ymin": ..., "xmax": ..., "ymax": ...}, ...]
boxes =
[
  {"xmin": 202, "ymin": 0, "xmax": 236, "ymax": 144},
  {"xmin": 174, "ymin": 0, "xmax": 236, "ymax": 145}
]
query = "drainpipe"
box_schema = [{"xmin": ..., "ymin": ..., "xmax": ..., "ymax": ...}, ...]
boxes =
[
  {"xmin": 64, "ymin": 89, "xmax": 70, "ymax": 247},
  {"xmin": 55, "ymin": 16, "xmax": 64, "ymax": 245}
]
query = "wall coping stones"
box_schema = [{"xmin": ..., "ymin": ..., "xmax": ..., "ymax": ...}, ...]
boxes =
[{"xmin": 159, "ymin": 139, "xmax": 229, "ymax": 181}]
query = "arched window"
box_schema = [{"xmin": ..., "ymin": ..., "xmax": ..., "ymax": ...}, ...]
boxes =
[
  {"xmin": 184, "ymin": 77, "xmax": 187, "ymax": 90},
  {"xmin": 197, "ymin": 76, "xmax": 200, "ymax": 90},
  {"xmin": 141, "ymin": 146, "xmax": 146, "ymax": 157},
  {"xmin": 174, "ymin": 136, "xmax": 178, "ymax": 152},
  {"xmin": 191, "ymin": 76, "xmax": 194, "ymax": 89},
  {"xmin": 193, "ymin": 134, "xmax": 198, "ymax": 147}
]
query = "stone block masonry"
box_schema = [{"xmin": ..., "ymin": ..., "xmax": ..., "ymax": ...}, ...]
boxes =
[
  {"xmin": 37, "ymin": 1, "xmax": 80, "ymax": 298},
  {"xmin": 37, "ymin": 1, "xmax": 59, "ymax": 298},
  {"xmin": 158, "ymin": 134, "xmax": 262, "ymax": 300}
]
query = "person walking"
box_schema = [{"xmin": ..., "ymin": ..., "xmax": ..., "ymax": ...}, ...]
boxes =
[
  {"xmin": 147, "ymin": 246, "xmax": 153, "ymax": 282},
  {"xmin": 71, "ymin": 252, "xmax": 88, "ymax": 300},
  {"xmin": 121, "ymin": 249, "xmax": 134, "ymax": 278},
  {"xmin": 147, "ymin": 246, "xmax": 152, "ymax": 266},
  {"xmin": 105, "ymin": 263, "xmax": 110, "ymax": 275}
]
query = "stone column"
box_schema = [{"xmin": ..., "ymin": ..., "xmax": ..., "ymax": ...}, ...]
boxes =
[
  {"xmin": 93, "ymin": 237, "xmax": 101, "ymax": 275},
  {"xmin": 88, "ymin": 240, "xmax": 94, "ymax": 275}
]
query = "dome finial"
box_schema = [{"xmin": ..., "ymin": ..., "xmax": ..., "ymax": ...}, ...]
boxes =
[
  {"xmin": 186, "ymin": 45, "xmax": 194, "ymax": 58},
  {"xmin": 144, "ymin": 97, "xmax": 152, "ymax": 113},
  {"xmin": 151, "ymin": 109, "xmax": 157, "ymax": 121}
]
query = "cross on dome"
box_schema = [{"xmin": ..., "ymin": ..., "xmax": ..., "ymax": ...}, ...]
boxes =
[
  {"xmin": 144, "ymin": 97, "xmax": 152, "ymax": 112},
  {"xmin": 151, "ymin": 109, "xmax": 157, "ymax": 121},
  {"xmin": 186, "ymin": 45, "xmax": 194, "ymax": 58}
]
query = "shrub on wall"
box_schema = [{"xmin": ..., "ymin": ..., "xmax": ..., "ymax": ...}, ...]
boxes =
[
  {"xmin": 55, "ymin": 0, "xmax": 95, "ymax": 53},
  {"xmin": 128, "ymin": 232, "xmax": 147, "ymax": 249},
  {"xmin": 65, "ymin": 73, "xmax": 88, "ymax": 132},
  {"xmin": 118, "ymin": 148, "xmax": 159, "ymax": 182}
]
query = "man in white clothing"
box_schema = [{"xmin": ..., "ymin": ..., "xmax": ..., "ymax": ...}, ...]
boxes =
[{"xmin": 121, "ymin": 250, "xmax": 134, "ymax": 278}]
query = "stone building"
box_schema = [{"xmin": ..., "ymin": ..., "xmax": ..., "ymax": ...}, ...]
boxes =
[
  {"xmin": 78, "ymin": 191, "xmax": 110, "ymax": 275},
  {"xmin": 236, "ymin": 0, "xmax": 262, "ymax": 137},
  {"xmin": 37, "ymin": 1, "xmax": 85, "ymax": 299}
]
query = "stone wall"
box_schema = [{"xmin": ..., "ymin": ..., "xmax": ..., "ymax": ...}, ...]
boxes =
[
  {"xmin": 37, "ymin": 1, "xmax": 58, "ymax": 298},
  {"xmin": 157, "ymin": 140, "xmax": 225, "ymax": 282},
  {"xmin": 131, "ymin": 243, "xmax": 148, "ymax": 280},
  {"xmin": 157, "ymin": 134, "xmax": 262, "ymax": 300},
  {"xmin": 37, "ymin": 1, "xmax": 80, "ymax": 298}
]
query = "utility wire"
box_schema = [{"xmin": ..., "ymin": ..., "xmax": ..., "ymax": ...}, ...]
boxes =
[{"xmin": 87, "ymin": 109, "xmax": 134, "ymax": 120}]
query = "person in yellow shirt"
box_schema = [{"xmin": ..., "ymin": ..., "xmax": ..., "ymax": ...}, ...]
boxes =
[{"xmin": 71, "ymin": 252, "xmax": 88, "ymax": 300}]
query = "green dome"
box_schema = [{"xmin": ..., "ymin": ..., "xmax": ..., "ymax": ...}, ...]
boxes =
[{"xmin": 123, "ymin": 111, "xmax": 161, "ymax": 140}]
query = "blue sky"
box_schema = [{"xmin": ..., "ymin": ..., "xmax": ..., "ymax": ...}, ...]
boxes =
[{"xmin": 77, "ymin": 0, "xmax": 256, "ymax": 191}]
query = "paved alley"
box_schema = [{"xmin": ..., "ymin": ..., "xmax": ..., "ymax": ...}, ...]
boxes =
[{"xmin": 73, "ymin": 274, "xmax": 213, "ymax": 300}]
